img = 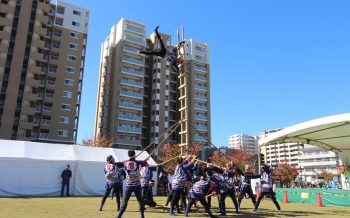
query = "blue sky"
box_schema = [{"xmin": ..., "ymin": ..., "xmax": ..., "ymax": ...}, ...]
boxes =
[{"xmin": 68, "ymin": 0, "xmax": 350, "ymax": 146}]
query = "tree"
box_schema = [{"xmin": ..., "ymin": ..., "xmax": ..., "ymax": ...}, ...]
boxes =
[
  {"xmin": 318, "ymin": 170, "xmax": 334, "ymax": 182},
  {"xmin": 210, "ymin": 149, "xmax": 255, "ymax": 169},
  {"xmin": 157, "ymin": 142, "xmax": 203, "ymax": 173},
  {"xmin": 78, "ymin": 134, "xmax": 116, "ymax": 148},
  {"xmin": 273, "ymin": 161, "xmax": 299, "ymax": 185}
]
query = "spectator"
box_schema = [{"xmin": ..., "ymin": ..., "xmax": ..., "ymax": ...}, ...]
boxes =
[
  {"xmin": 61, "ymin": 164, "xmax": 72, "ymax": 196},
  {"xmin": 158, "ymin": 172, "xmax": 168, "ymax": 195},
  {"xmin": 255, "ymin": 182, "xmax": 260, "ymax": 196}
]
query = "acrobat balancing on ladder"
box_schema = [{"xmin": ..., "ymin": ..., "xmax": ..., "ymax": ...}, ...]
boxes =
[{"xmin": 139, "ymin": 26, "xmax": 185, "ymax": 76}]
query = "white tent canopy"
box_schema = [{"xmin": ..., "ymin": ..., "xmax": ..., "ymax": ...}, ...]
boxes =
[
  {"xmin": 0, "ymin": 140, "xmax": 157, "ymax": 197},
  {"xmin": 259, "ymin": 113, "xmax": 350, "ymax": 152}
]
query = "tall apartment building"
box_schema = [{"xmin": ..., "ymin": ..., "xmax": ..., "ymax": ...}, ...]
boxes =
[
  {"xmin": 94, "ymin": 18, "xmax": 211, "ymax": 151},
  {"xmin": 259, "ymin": 128, "xmax": 303, "ymax": 167},
  {"xmin": 0, "ymin": 0, "xmax": 89, "ymax": 144},
  {"xmin": 228, "ymin": 134, "xmax": 258, "ymax": 154}
]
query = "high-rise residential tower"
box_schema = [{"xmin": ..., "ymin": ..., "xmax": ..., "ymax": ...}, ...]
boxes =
[
  {"xmin": 228, "ymin": 134, "xmax": 258, "ymax": 154},
  {"xmin": 94, "ymin": 18, "xmax": 211, "ymax": 151},
  {"xmin": 0, "ymin": 0, "xmax": 89, "ymax": 144}
]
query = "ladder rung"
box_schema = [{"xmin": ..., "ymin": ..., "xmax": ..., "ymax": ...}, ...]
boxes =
[
  {"xmin": 178, "ymin": 84, "xmax": 186, "ymax": 89},
  {"xmin": 178, "ymin": 95, "xmax": 187, "ymax": 100},
  {"xmin": 179, "ymin": 131, "xmax": 188, "ymax": 134},
  {"xmin": 179, "ymin": 143, "xmax": 187, "ymax": 147},
  {"xmin": 179, "ymin": 107, "xmax": 187, "ymax": 111}
]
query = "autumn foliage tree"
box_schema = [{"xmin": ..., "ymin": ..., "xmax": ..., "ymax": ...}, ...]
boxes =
[
  {"xmin": 210, "ymin": 149, "xmax": 255, "ymax": 169},
  {"xmin": 78, "ymin": 134, "xmax": 116, "ymax": 148},
  {"xmin": 273, "ymin": 160, "xmax": 299, "ymax": 185},
  {"xmin": 157, "ymin": 142, "xmax": 202, "ymax": 173},
  {"xmin": 318, "ymin": 170, "xmax": 334, "ymax": 182}
]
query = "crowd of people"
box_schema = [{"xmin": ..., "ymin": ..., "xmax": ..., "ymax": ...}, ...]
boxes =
[{"xmin": 98, "ymin": 149, "xmax": 281, "ymax": 218}]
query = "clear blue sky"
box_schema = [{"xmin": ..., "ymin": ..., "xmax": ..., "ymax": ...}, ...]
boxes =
[{"xmin": 68, "ymin": 0, "xmax": 350, "ymax": 146}]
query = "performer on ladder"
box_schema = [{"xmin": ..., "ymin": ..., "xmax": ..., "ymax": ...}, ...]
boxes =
[
  {"xmin": 253, "ymin": 164, "xmax": 281, "ymax": 213},
  {"xmin": 139, "ymin": 26, "xmax": 184, "ymax": 76},
  {"xmin": 185, "ymin": 176, "xmax": 218, "ymax": 218}
]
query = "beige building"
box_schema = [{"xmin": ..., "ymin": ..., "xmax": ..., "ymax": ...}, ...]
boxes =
[
  {"xmin": 259, "ymin": 128, "xmax": 303, "ymax": 167},
  {"xmin": 94, "ymin": 18, "xmax": 211, "ymax": 151},
  {"xmin": 0, "ymin": 0, "xmax": 89, "ymax": 144}
]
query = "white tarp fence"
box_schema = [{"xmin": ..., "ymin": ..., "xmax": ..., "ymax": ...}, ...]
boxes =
[{"xmin": 0, "ymin": 140, "xmax": 157, "ymax": 197}]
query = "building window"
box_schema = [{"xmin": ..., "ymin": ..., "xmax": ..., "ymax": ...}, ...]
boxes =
[
  {"xmin": 60, "ymin": 117, "xmax": 69, "ymax": 124},
  {"xmin": 61, "ymin": 104, "xmax": 71, "ymax": 110},
  {"xmin": 70, "ymin": 32, "xmax": 79, "ymax": 38},
  {"xmin": 55, "ymin": 18, "xmax": 63, "ymax": 26},
  {"xmin": 73, "ymin": 10, "xmax": 81, "ymax": 16},
  {"xmin": 66, "ymin": 66, "xmax": 75, "ymax": 73},
  {"xmin": 57, "ymin": 7, "xmax": 65, "ymax": 14},
  {"xmin": 67, "ymin": 55, "xmax": 76, "ymax": 61},
  {"xmin": 69, "ymin": 43, "xmax": 78, "ymax": 50},
  {"xmin": 72, "ymin": 21, "xmax": 80, "ymax": 27},
  {"xmin": 63, "ymin": 91, "xmax": 73, "ymax": 98},
  {"xmin": 58, "ymin": 130, "xmax": 68, "ymax": 137},
  {"xmin": 64, "ymin": 79, "xmax": 74, "ymax": 85}
]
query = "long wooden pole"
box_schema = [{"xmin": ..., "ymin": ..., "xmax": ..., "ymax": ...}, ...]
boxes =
[
  {"xmin": 145, "ymin": 120, "xmax": 183, "ymax": 159},
  {"xmin": 191, "ymin": 124, "xmax": 231, "ymax": 160},
  {"xmin": 157, "ymin": 154, "xmax": 190, "ymax": 166},
  {"xmin": 136, "ymin": 118, "xmax": 185, "ymax": 158}
]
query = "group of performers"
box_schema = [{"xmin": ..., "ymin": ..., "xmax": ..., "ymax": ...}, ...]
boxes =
[{"xmin": 100, "ymin": 149, "xmax": 281, "ymax": 218}]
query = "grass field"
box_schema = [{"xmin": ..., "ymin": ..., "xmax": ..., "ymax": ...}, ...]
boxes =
[{"xmin": 1, "ymin": 196, "xmax": 350, "ymax": 218}]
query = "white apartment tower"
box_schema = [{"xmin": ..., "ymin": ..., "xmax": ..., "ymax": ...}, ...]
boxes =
[{"xmin": 228, "ymin": 134, "xmax": 258, "ymax": 154}]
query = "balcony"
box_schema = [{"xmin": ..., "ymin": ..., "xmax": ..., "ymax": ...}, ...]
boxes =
[
  {"xmin": 23, "ymin": 92, "xmax": 38, "ymax": 101},
  {"xmin": 19, "ymin": 120, "xmax": 33, "ymax": 129},
  {"xmin": 34, "ymin": 25, "xmax": 47, "ymax": 36},
  {"xmin": 43, "ymin": 106, "xmax": 52, "ymax": 112},
  {"xmin": 194, "ymin": 104, "xmax": 207, "ymax": 111},
  {"xmin": 194, "ymin": 84, "xmax": 207, "ymax": 91},
  {"xmin": 0, "ymin": 43, "xmax": 8, "ymax": 53},
  {"xmin": 32, "ymin": 38, "xmax": 45, "ymax": 48},
  {"xmin": 194, "ymin": 94, "xmax": 207, "ymax": 101},
  {"xmin": 119, "ymin": 101, "xmax": 142, "ymax": 110},
  {"xmin": 125, "ymin": 25, "xmax": 146, "ymax": 35},
  {"xmin": 39, "ymin": 133, "xmax": 49, "ymax": 139},
  {"xmin": 0, "ymin": 16, "xmax": 12, "ymax": 27},
  {"xmin": 124, "ymin": 35, "xmax": 146, "ymax": 45},
  {"xmin": 45, "ymin": 93, "xmax": 54, "ymax": 99},
  {"xmin": 118, "ymin": 113, "xmax": 142, "ymax": 122},
  {"xmin": 122, "ymin": 56, "xmax": 145, "ymax": 67},
  {"xmin": 21, "ymin": 106, "xmax": 35, "ymax": 115},
  {"xmin": 194, "ymin": 74, "xmax": 207, "ymax": 82},
  {"xmin": 25, "ymin": 78, "xmax": 39, "ymax": 87},
  {"xmin": 194, "ymin": 65, "xmax": 207, "ymax": 72},
  {"xmin": 121, "ymin": 67, "xmax": 144, "ymax": 77},
  {"xmin": 194, "ymin": 114, "xmax": 208, "ymax": 121},
  {"xmin": 117, "ymin": 126, "xmax": 141, "ymax": 134},
  {"xmin": 35, "ymin": 106, "xmax": 41, "ymax": 113},
  {"xmin": 30, "ymin": 51, "xmax": 43, "ymax": 60},
  {"xmin": 0, "ymin": 59, "xmax": 4, "ymax": 68},
  {"xmin": 36, "ymin": 14, "xmax": 49, "ymax": 24},
  {"xmin": 194, "ymin": 134, "xmax": 206, "ymax": 141},
  {"xmin": 121, "ymin": 78, "xmax": 143, "ymax": 88},
  {"xmin": 41, "ymin": 119, "xmax": 51, "ymax": 125},
  {"xmin": 120, "ymin": 90, "xmax": 143, "ymax": 99},
  {"xmin": 0, "ymin": 30, "xmax": 10, "ymax": 40},
  {"xmin": 28, "ymin": 65, "xmax": 41, "ymax": 74},
  {"xmin": 194, "ymin": 125, "xmax": 208, "ymax": 131},
  {"xmin": 194, "ymin": 56, "xmax": 207, "ymax": 63},
  {"xmin": 0, "ymin": 2, "xmax": 15, "ymax": 14},
  {"xmin": 123, "ymin": 46, "xmax": 141, "ymax": 54},
  {"xmin": 38, "ymin": 1, "xmax": 50, "ymax": 12},
  {"xmin": 194, "ymin": 47, "xmax": 207, "ymax": 54}
]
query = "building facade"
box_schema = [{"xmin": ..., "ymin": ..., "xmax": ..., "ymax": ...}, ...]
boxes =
[
  {"xmin": 0, "ymin": 0, "xmax": 89, "ymax": 144},
  {"xmin": 94, "ymin": 18, "xmax": 211, "ymax": 151},
  {"xmin": 228, "ymin": 134, "xmax": 258, "ymax": 154},
  {"xmin": 259, "ymin": 128, "xmax": 303, "ymax": 167}
]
